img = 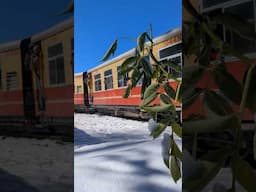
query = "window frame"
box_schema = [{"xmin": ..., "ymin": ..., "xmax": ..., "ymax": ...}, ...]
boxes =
[
  {"xmin": 94, "ymin": 73, "xmax": 102, "ymax": 91},
  {"xmin": 6, "ymin": 71, "xmax": 18, "ymax": 91},
  {"xmin": 200, "ymin": 0, "xmax": 256, "ymax": 56},
  {"xmin": 76, "ymin": 85, "xmax": 82, "ymax": 93},
  {"xmin": 158, "ymin": 42, "xmax": 182, "ymax": 80},
  {"xmin": 104, "ymin": 69, "xmax": 113, "ymax": 90},
  {"xmin": 47, "ymin": 42, "xmax": 66, "ymax": 86},
  {"xmin": 117, "ymin": 66, "xmax": 128, "ymax": 88}
]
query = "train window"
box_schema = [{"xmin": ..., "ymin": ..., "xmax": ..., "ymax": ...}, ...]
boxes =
[
  {"xmin": 117, "ymin": 66, "xmax": 127, "ymax": 87},
  {"xmin": 94, "ymin": 74, "xmax": 101, "ymax": 91},
  {"xmin": 48, "ymin": 43, "xmax": 65, "ymax": 85},
  {"xmin": 202, "ymin": 0, "xmax": 256, "ymax": 54},
  {"xmin": 6, "ymin": 72, "xmax": 17, "ymax": 90},
  {"xmin": 168, "ymin": 55, "xmax": 182, "ymax": 78},
  {"xmin": 104, "ymin": 69, "xmax": 113, "ymax": 90},
  {"xmin": 159, "ymin": 42, "xmax": 182, "ymax": 60},
  {"xmin": 77, "ymin": 85, "xmax": 82, "ymax": 93}
]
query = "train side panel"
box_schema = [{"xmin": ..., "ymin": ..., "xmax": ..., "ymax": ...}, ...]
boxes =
[{"xmin": 0, "ymin": 48, "xmax": 24, "ymax": 116}]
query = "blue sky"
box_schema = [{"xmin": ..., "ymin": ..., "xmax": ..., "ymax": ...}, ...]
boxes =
[
  {"xmin": 75, "ymin": 0, "xmax": 181, "ymax": 73},
  {"xmin": 0, "ymin": 0, "xmax": 71, "ymax": 43}
]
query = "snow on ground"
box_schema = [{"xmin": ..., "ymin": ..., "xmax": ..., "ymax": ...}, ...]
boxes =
[
  {"xmin": 74, "ymin": 113, "xmax": 182, "ymax": 192},
  {"xmin": 0, "ymin": 137, "xmax": 73, "ymax": 192}
]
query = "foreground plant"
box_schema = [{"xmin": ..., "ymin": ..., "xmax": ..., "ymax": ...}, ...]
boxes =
[
  {"xmin": 102, "ymin": 27, "xmax": 182, "ymax": 183},
  {"xmin": 183, "ymin": 0, "xmax": 256, "ymax": 191}
]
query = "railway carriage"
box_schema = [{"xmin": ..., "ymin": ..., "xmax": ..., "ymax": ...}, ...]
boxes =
[
  {"xmin": 183, "ymin": 0, "xmax": 256, "ymax": 129},
  {"xmin": 74, "ymin": 28, "xmax": 182, "ymax": 118},
  {"xmin": 0, "ymin": 17, "xmax": 74, "ymax": 135}
]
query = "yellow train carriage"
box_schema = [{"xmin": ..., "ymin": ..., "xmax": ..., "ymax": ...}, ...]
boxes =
[
  {"xmin": 0, "ymin": 17, "xmax": 73, "ymax": 133},
  {"xmin": 85, "ymin": 28, "xmax": 182, "ymax": 108}
]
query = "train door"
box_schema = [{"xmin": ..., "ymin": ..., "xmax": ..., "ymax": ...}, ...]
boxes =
[
  {"xmin": 83, "ymin": 72, "xmax": 89, "ymax": 106},
  {"xmin": 20, "ymin": 38, "xmax": 36, "ymax": 122}
]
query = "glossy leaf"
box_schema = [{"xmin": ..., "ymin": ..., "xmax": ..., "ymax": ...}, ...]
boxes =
[
  {"xmin": 213, "ymin": 64, "xmax": 242, "ymax": 105},
  {"xmin": 137, "ymin": 32, "xmax": 148, "ymax": 52},
  {"xmin": 171, "ymin": 122, "xmax": 182, "ymax": 137},
  {"xmin": 203, "ymin": 90, "xmax": 233, "ymax": 116},
  {"xmin": 141, "ymin": 92, "xmax": 158, "ymax": 107},
  {"xmin": 183, "ymin": 115, "xmax": 236, "ymax": 135},
  {"xmin": 170, "ymin": 156, "xmax": 181, "ymax": 183},
  {"xmin": 143, "ymin": 83, "xmax": 160, "ymax": 99},
  {"xmin": 150, "ymin": 121, "xmax": 169, "ymax": 138},
  {"xmin": 140, "ymin": 56, "xmax": 153, "ymax": 77},
  {"xmin": 120, "ymin": 56, "xmax": 136, "ymax": 75},
  {"xmin": 143, "ymin": 103, "xmax": 173, "ymax": 113},
  {"xmin": 160, "ymin": 94, "xmax": 171, "ymax": 105},
  {"xmin": 163, "ymin": 83, "xmax": 176, "ymax": 99},
  {"xmin": 102, "ymin": 40, "xmax": 118, "ymax": 61},
  {"xmin": 183, "ymin": 88, "xmax": 203, "ymax": 109},
  {"xmin": 170, "ymin": 136, "xmax": 182, "ymax": 160},
  {"xmin": 123, "ymin": 85, "xmax": 132, "ymax": 98}
]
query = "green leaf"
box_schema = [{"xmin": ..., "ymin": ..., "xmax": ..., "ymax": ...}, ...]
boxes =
[
  {"xmin": 143, "ymin": 103, "xmax": 173, "ymax": 113},
  {"xmin": 170, "ymin": 137, "xmax": 182, "ymax": 160},
  {"xmin": 183, "ymin": 87, "xmax": 203, "ymax": 109},
  {"xmin": 143, "ymin": 83, "xmax": 160, "ymax": 99},
  {"xmin": 203, "ymin": 90, "xmax": 233, "ymax": 116},
  {"xmin": 233, "ymin": 157, "xmax": 256, "ymax": 192},
  {"xmin": 140, "ymin": 56, "xmax": 153, "ymax": 77},
  {"xmin": 141, "ymin": 75, "xmax": 151, "ymax": 99},
  {"xmin": 160, "ymin": 94, "xmax": 171, "ymax": 105},
  {"xmin": 183, "ymin": 115, "xmax": 236, "ymax": 135},
  {"xmin": 102, "ymin": 40, "xmax": 118, "ymax": 61},
  {"xmin": 163, "ymin": 83, "xmax": 176, "ymax": 99},
  {"xmin": 171, "ymin": 122, "xmax": 182, "ymax": 137},
  {"xmin": 131, "ymin": 67, "xmax": 143, "ymax": 87},
  {"xmin": 120, "ymin": 56, "xmax": 136, "ymax": 75},
  {"xmin": 141, "ymin": 92, "xmax": 158, "ymax": 107},
  {"xmin": 213, "ymin": 64, "xmax": 242, "ymax": 105},
  {"xmin": 170, "ymin": 156, "xmax": 181, "ymax": 183},
  {"xmin": 150, "ymin": 121, "xmax": 169, "ymax": 138},
  {"xmin": 137, "ymin": 32, "xmax": 147, "ymax": 52},
  {"xmin": 123, "ymin": 85, "xmax": 132, "ymax": 98}
]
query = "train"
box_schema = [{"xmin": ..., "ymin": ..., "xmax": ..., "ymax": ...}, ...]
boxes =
[
  {"xmin": 183, "ymin": 0, "xmax": 256, "ymax": 130},
  {"xmin": 0, "ymin": 17, "xmax": 74, "ymax": 136},
  {"xmin": 74, "ymin": 28, "xmax": 182, "ymax": 119}
]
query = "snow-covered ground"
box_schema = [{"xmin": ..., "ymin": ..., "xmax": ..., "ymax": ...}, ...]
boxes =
[
  {"xmin": 74, "ymin": 113, "xmax": 182, "ymax": 192},
  {"xmin": 0, "ymin": 136, "xmax": 73, "ymax": 192}
]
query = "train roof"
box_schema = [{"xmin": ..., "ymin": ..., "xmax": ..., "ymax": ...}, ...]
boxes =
[
  {"xmin": 87, "ymin": 27, "xmax": 181, "ymax": 73},
  {"xmin": 0, "ymin": 17, "xmax": 73, "ymax": 53},
  {"xmin": 74, "ymin": 72, "xmax": 84, "ymax": 77}
]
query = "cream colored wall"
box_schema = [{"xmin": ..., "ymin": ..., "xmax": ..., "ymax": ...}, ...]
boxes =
[
  {"xmin": 74, "ymin": 74, "xmax": 84, "ymax": 94},
  {"xmin": 0, "ymin": 49, "xmax": 22, "ymax": 91},
  {"xmin": 40, "ymin": 27, "xmax": 74, "ymax": 88},
  {"xmin": 91, "ymin": 56, "xmax": 129, "ymax": 92},
  {"xmin": 89, "ymin": 35, "xmax": 183, "ymax": 92}
]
